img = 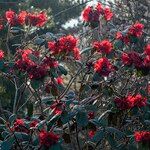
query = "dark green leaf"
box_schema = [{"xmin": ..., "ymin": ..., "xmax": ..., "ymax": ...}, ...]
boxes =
[
  {"xmin": 1, "ymin": 136, "xmax": 15, "ymax": 150},
  {"xmin": 76, "ymin": 111, "xmax": 88, "ymax": 127},
  {"xmin": 9, "ymin": 114, "xmax": 16, "ymax": 123},
  {"xmin": 92, "ymin": 130, "xmax": 105, "ymax": 142}
]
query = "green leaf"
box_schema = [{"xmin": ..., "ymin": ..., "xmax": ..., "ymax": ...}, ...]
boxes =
[
  {"xmin": 92, "ymin": 130, "xmax": 105, "ymax": 142},
  {"xmin": 114, "ymin": 40, "xmax": 123, "ymax": 49},
  {"xmin": 50, "ymin": 143, "xmax": 63, "ymax": 150},
  {"xmin": 34, "ymin": 38, "xmax": 45, "ymax": 45},
  {"xmin": 1, "ymin": 136, "xmax": 15, "ymax": 150},
  {"xmin": 106, "ymin": 127, "xmax": 126, "ymax": 139},
  {"xmin": 76, "ymin": 111, "xmax": 88, "ymax": 127},
  {"xmin": 106, "ymin": 134, "xmax": 117, "ymax": 149},
  {"xmin": 14, "ymin": 132, "xmax": 30, "ymax": 141},
  {"xmin": 9, "ymin": 114, "xmax": 16, "ymax": 123},
  {"xmin": 58, "ymin": 65, "xmax": 67, "ymax": 75},
  {"xmin": 80, "ymin": 47, "xmax": 92, "ymax": 54},
  {"xmin": 93, "ymin": 72, "xmax": 102, "ymax": 82},
  {"xmin": 0, "ymin": 61, "xmax": 4, "ymax": 70}
]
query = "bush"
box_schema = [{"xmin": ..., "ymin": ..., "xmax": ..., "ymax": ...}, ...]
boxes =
[{"xmin": 0, "ymin": 1, "xmax": 149, "ymax": 150}]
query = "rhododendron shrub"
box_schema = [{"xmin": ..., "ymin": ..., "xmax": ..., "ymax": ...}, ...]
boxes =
[{"xmin": 0, "ymin": 1, "xmax": 149, "ymax": 150}]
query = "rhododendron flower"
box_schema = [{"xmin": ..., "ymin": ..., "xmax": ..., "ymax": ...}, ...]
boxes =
[
  {"xmin": 103, "ymin": 7, "xmax": 113, "ymax": 21},
  {"xmin": 116, "ymin": 32, "xmax": 130, "ymax": 44},
  {"xmin": 39, "ymin": 130, "xmax": 59, "ymax": 148},
  {"xmin": 114, "ymin": 96, "xmax": 135, "ymax": 110},
  {"xmin": 121, "ymin": 52, "xmax": 132, "ymax": 66},
  {"xmin": 88, "ymin": 130, "xmax": 96, "ymax": 138},
  {"xmin": 13, "ymin": 119, "xmax": 29, "ymax": 133},
  {"xmin": 94, "ymin": 57, "xmax": 113, "ymax": 76},
  {"xmin": 73, "ymin": 48, "xmax": 81, "ymax": 60},
  {"xmin": 93, "ymin": 40, "xmax": 113, "ymax": 54},
  {"xmin": 144, "ymin": 55, "xmax": 150, "ymax": 68},
  {"xmin": 122, "ymin": 51, "xmax": 143, "ymax": 68},
  {"xmin": 0, "ymin": 24, "xmax": 3, "ymax": 30},
  {"xmin": 144, "ymin": 44, "xmax": 150, "ymax": 56},
  {"xmin": 134, "ymin": 94, "xmax": 147, "ymax": 107},
  {"xmin": 59, "ymin": 35, "xmax": 77, "ymax": 52},
  {"xmin": 134, "ymin": 131, "xmax": 150, "ymax": 142},
  {"xmin": 5, "ymin": 10, "xmax": 27, "ymax": 26},
  {"xmin": 128, "ymin": 22, "xmax": 144, "ymax": 38},
  {"xmin": 82, "ymin": 2, "xmax": 113, "ymax": 23},
  {"xmin": 88, "ymin": 112, "xmax": 95, "ymax": 119},
  {"xmin": 30, "ymin": 120, "xmax": 39, "ymax": 128},
  {"xmin": 27, "ymin": 12, "xmax": 47, "ymax": 27},
  {"xmin": 0, "ymin": 50, "xmax": 4, "ymax": 60},
  {"xmin": 48, "ymin": 35, "xmax": 80, "ymax": 60},
  {"xmin": 114, "ymin": 94, "xmax": 147, "ymax": 110},
  {"xmin": 56, "ymin": 76, "xmax": 63, "ymax": 85}
]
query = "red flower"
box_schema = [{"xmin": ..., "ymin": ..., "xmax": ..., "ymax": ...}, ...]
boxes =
[
  {"xmin": 88, "ymin": 130, "xmax": 96, "ymax": 138},
  {"xmin": 134, "ymin": 131, "xmax": 150, "ymax": 142},
  {"xmin": 134, "ymin": 94, "xmax": 147, "ymax": 107},
  {"xmin": 116, "ymin": 32, "xmax": 130, "ymax": 44},
  {"xmin": 59, "ymin": 35, "xmax": 77, "ymax": 52},
  {"xmin": 27, "ymin": 12, "xmax": 47, "ymax": 27},
  {"xmin": 39, "ymin": 130, "xmax": 59, "ymax": 148},
  {"xmin": 88, "ymin": 112, "xmax": 95, "ymax": 119},
  {"xmin": 73, "ymin": 48, "xmax": 81, "ymax": 60},
  {"xmin": 144, "ymin": 44, "xmax": 150, "ymax": 56},
  {"xmin": 81, "ymin": 2, "xmax": 112, "ymax": 23},
  {"xmin": 0, "ymin": 24, "xmax": 3, "ymax": 30},
  {"xmin": 93, "ymin": 40, "xmax": 113, "ymax": 54},
  {"xmin": 94, "ymin": 57, "xmax": 113, "ymax": 76},
  {"xmin": 115, "ymin": 94, "xmax": 147, "ymax": 110},
  {"xmin": 122, "ymin": 52, "xmax": 132, "ymax": 66},
  {"xmin": 144, "ymin": 55, "xmax": 150, "ymax": 68},
  {"xmin": 103, "ymin": 7, "xmax": 113, "ymax": 21},
  {"xmin": 128, "ymin": 22, "xmax": 144, "ymax": 38},
  {"xmin": 122, "ymin": 51, "xmax": 143, "ymax": 68},
  {"xmin": 56, "ymin": 76, "xmax": 63, "ymax": 85},
  {"xmin": 48, "ymin": 35, "xmax": 80, "ymax": 60},
  {"xmin": 0, "ymin": 50, "xmax": 4, "ymax": 60},
  {"xmin": 5, "ymin": 10, "xmax": 27, "ymax": 26},
  {"xmin": 30, "ymin": 120, "xmax": 39, "ymax": 128},
  {"xmin": 13, "ymin": 119, "xmax": 29, "ymax": 133},
  {"xmin": 114, "ymin": 96, "xmax": 135, "ymax": 110}
]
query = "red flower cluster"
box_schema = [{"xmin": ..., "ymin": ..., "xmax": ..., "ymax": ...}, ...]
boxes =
[
  {"xmin": 94, "ymin": 57, "xmax": 113, "ymax": 76},
  {"xmin": 6, "ymin": 10, "xmax": 27, "ymax": 26},
  {"xmin": 0, "ymin": 50, "xmax": 4, "ymax": 60},
  {"xmin": 134, "ymin": 131, "xmax": 150, "ymax": 142},
  {"xmin": 115, "ymin": 22, "xmax": 144, "ymax": 45},
  {"xmin": 128, "ymin": 22, "xmax": 144, "ymax": 38},
  {"xmin": 48, "ymin": 35, "xmax": 80, "ymax": 60},
  {"xmin": 82, "ymin": 2, "xmax": 113, "ymax": 23},
  {"xmin": 122, "ymin": 51, "xmax": 150, "ymax": 70},
  {"xmin": 12, "ymin": 119, "xmax": 29, "ymax": 133},
  {"xmin": 5, "ymin": 10, "xmax": 47, "ymax": 27},
  {"xmin": 114, "ymin": 94, "xmax": 147, "ymax": 110},
  {"xmin": 27, "ymin": 12, "xmax": 47, "ymax": 27},
  {"xmin": 93, "ymin": 39, "xmax": 113, "ymax": 54},
  {"xmin": 15, "ymin": 49, "xmax": 57, "ymax": 79},
  {"xmin": 116, "ymin": 32, "xmax": 130, "ymax": 45},
  {"xmin": 144, "ymin": 44, "xmax": 150, "ymax": 56},
  {"xmin": 39, "ymin": 130, "xmax": 59, "ymax": 148}
]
